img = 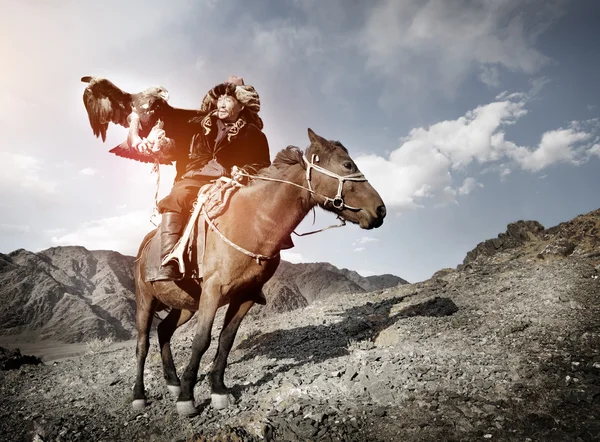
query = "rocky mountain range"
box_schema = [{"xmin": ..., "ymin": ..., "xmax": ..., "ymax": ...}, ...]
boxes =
[{"xmin": 0, "ymin": 246, "xmax": 406, "ymax": 344}]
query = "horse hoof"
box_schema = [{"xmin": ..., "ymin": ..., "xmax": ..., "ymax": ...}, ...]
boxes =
[
  {"xmin": 167, "ymin": 385, "xmax": 181, "ymax": 399},
  {"xmin": 176, "ymin": 400, "xmax": 198, "ymax": 417},
  {"xmin": 132, "ymin": 399, "xmax": 147, "ymax": 411},
  {"xmin": 211, "ymin": 393, "xmax": 230, "ymax": 410}
]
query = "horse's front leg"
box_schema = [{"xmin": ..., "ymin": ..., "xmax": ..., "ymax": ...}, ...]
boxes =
[
  {"xmin": 132, "ymin": 294, "xmax": 158, "ymax": 410},
  {"xmin": 209, "ymin": 294, "xmax": 256, "ymax": 410},
  {"xmin": 176, "ymin": 281, "xmax": 221, "ymax": 417},
  {"xmin": 157, "ymin": 308, "xmax": 195, "ymax": 399}
]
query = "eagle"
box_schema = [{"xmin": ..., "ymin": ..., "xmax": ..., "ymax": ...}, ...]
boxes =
[{"xmin": 81, "ymin": 76, "xmax": 205, "ymax": 164}]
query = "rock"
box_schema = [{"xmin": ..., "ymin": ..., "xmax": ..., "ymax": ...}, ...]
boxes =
[{"xmin": 0, "ymin": 347, "xmax": 43, "ymax": 370}]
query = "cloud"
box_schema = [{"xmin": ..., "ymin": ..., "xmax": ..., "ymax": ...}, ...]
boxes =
[
  {"xmin": 0, "ymin": 224, "xmax": 31, "ymax": 234},
  {"xmin": 79, "ymin": 168, "xmax": 97, "ymax": 176},
  {"xmin": 479, "ymin": 66, "xmax": 501, "ymax": 88},
  {"xmin": 352, "ymin": 236, "xmax": 380, "ymax": 252},
  {"xmin": 589, "ymin": 144, "xmax": 600, "ymax": 157},
  {"xmin": 357, "ymin": 92, "xmax": 599, "ymax": 210},
  {"xmin": 281, "ymin": 251, "xmax": 306, "ymax": 264},
  {"xmin": 0, "ymin": 152, "xmax": 58, "ymax": 197},
  {"xmin": 50, "ymin": 211, "xmax": 154, "ymax": 256},
  {"xmin": 354, "ymin": 236, "xmax": 380, "ymax": 245},
  {"xmin": 458, "ymin": 177, "xmax": 483, "ymax": 196},
  {"xmin": 359, "ymin": 0, "xmax": 565, "ymax": 94},
  {"xmin": 508, "ymin": 127, "xmax": 592, "ymax": 171}
]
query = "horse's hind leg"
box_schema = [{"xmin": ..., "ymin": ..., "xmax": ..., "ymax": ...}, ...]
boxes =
[
  {"xmin": 132, "ymin": 293, "xmax": 158, "ymax": 410},
  {"xmin": 209, "ymin": 295, "xmax": 256, "ymax": 410},
  {"xmin": 157, "ymin": 308, "xmax": 195, "ymax": 399}
]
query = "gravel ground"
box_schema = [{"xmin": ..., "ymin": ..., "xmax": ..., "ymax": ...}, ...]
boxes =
[{"xmin": 1, "ymin": 253, "xmax": 599, "ymax": 442}]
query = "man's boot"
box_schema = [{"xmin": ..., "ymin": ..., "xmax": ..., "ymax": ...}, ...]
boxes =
[{"xmin": 155, "ymin": 211, "xmax": 184, "ymax": 281}]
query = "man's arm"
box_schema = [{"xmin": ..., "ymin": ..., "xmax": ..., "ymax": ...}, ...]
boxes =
[{"xmin": 253, "ymin": 130, "xmax": 271, "ymax": 170}]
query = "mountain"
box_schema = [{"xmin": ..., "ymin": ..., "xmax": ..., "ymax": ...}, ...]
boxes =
[
  {"xmin": 458, "ymin": 208, "xmax": 600, "ymax": 270},
  {"xmin": 0, "ymin": 246, "xmax": 407, "ymax": 343},
  {"xmin": 0, "ymin": 247, "xmax": 137, "ymax": 343}
]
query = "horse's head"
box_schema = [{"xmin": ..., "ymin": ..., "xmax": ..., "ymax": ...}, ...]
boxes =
[{"xmin": 305, "ymin": 128, "xmax": 386, "ymax": 229}]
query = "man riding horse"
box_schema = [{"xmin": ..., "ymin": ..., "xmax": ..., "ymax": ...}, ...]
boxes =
[
  {"xmin": 148, "ymin": 75, "xmax": 272, "ymax": 281},
  {"xmin": 82, "ymin": 74, "xmax": 387, "ymax": 416},
  {"xmin": 81, "ymin": 73, "xmax": 293, "ymax": 281}
]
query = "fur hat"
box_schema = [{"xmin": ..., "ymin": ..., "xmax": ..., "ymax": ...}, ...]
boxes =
[{"xmin": 200, "ymin": 75, "xmax": 261, "ymax": 115}]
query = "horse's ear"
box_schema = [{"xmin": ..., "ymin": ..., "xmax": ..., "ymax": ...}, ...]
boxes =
[{"xmin": 308, "ymin": 128, "xmax": 325, "ymax": 146}]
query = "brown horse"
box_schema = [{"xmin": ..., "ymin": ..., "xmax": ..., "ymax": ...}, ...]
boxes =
[{"xmin": 133, "ymin": 128, "xmax": 386, "ymax": 416}]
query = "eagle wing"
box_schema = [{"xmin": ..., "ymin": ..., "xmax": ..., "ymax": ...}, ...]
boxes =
[
  {"xmin": 108, "ymin": 103, "xmax": 207, "ymax": 165},
  {"xmin": 82, "ymin": 75, "xmax": 206, "ymax": 165},
  {"xmin": 81, "ymin": 76, "xmax": 133, "ymax": 142}
]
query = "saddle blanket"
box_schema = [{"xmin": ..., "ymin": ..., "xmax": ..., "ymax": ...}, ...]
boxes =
[{"xmin": 144, "ymin": 177, "xmax": 242, "ymax": 282}]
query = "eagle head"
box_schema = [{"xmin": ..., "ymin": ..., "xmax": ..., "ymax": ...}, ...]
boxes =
[{"xmin": 145, "ymin": 86, "xmax": 169, "ymax": 102}]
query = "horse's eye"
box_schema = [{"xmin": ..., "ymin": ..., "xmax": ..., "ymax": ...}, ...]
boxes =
[{"xmin": 343, "ymin": 161, "xmax": 353, "ymax": 171}]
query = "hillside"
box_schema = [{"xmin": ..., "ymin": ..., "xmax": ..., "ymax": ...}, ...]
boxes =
[
  {"xmin": 0, "ymin": 209, "xmax": 599, "ymax": 441},
  {"xmin": 0, "ymin": 247, "xmax": 406, "ymax": 343}
]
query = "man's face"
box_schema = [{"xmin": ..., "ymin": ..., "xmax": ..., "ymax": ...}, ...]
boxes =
[{"xmin": 217, "ymin": 95, "xmax": 244, "ymax": 122}]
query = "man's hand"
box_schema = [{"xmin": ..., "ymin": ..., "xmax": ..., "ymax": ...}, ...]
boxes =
[
  {"xmin": 146, "ymin": 122, "xmax": 166, "ymax": 152},
  {"xmin": 131, "ymin": 120, "xmax": 168, "ymax": 154},
  {"xmin": 132, "ymin": 136, "xmax": 151, "ymax": 153}
]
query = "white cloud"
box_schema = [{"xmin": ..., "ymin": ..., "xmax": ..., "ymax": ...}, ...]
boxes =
[
  {"xmin": 281, "ymin": 251, "xmax": 306, "ymax": 263},
  {"xmin": 353, "ymin": 247, "xmax": 365, "ymax": 253},
  {"xmin": 357, "ymin": 93, "xmax": 599, "ymax": 210},
  {"xmin": 50, "ymin": 211, "xmax": 155, "ymax": 256},
  {"xmin": 508, "ymin": 127, "xmax": 592, "ymax": 171},
  {"xmin": 359, "ymin": 0, "xmax": 564, "ymax": 93},
  {"xmin": 354, "ymin": 236, "xmax": 380, "ymax": 245},
  {"xmin": 458, "ymin": 177, "xmax": 483, "ymax": 196},
  {"xmin": 0, "ymin": 224, "xmax": 31, "ymax": 234},
  {"xmin": 0, "ymin": 152, "xmax": 58, "ymax": 197},
  {"xmin": 79, "ymin": 168, "xmax": 97, "ymax": 176},
  {"xmin": 356, "ymin": 269, "xmax": 376, "ymax": 277},
  {"xmin": 479, "ymin": 65, "xmax": 501, "ymax": 88}
]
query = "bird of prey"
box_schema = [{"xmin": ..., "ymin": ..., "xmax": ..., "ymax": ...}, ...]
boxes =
[{"xmin": 81, "ymin": 76, "xmax": 204, "ymax": 164}]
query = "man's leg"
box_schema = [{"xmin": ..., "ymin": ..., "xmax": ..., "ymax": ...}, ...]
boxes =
[
  {"xmin": 155, "ymin": 180, "xmax": 199, "ymax": 281},
  {"xmin": 155, "ymin": 211, "xmax": 185, "ymax": 281}
]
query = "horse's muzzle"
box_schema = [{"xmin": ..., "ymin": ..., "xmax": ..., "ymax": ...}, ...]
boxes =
[{"xmin": 359, "ymin": 204, "xmax": 386, "ymax": 229}]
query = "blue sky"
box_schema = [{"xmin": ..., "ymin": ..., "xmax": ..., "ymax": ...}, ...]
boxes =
[{"xmin": 1, "ymin": 0, "xmax": 599, "ymax": 283}]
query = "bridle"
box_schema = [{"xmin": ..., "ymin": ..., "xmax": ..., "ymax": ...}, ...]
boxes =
[
  {"xmin": 303, "ymin": 153, "xmax": 367, "ymax": 211},
  {"xmin": 232, "ymin": 153, "xmax": 368, "ymax": 212}
]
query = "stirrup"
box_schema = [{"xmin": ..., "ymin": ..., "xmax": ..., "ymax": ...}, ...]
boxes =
[{"xmin": 155, "ymin": 263, "xmax": 183, "ymax": 281}]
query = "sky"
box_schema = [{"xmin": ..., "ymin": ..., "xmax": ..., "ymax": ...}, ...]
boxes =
[{"xmin": 1, "ymin": 0, "xmax": 599, "ymax": 283}]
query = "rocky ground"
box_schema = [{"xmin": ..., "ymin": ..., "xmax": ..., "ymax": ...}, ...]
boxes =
[{"xmin": 1, "ymin": 213, "xmax": 600, "ymax": 441}]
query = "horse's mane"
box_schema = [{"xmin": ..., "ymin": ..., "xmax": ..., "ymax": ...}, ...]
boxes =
[{"xmin": 252, "ymin": 145, "xmax": 305, "ymax": 181}]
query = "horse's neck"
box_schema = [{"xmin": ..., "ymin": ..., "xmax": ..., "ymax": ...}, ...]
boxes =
[{"xmin": 230, "ymin": 164, "xmax": 314, "ymax": 254}]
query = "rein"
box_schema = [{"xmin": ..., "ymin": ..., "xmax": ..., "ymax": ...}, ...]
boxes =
[{"xmin": 204, "ymin": 153, "xmax": 370, "ymax": 262}]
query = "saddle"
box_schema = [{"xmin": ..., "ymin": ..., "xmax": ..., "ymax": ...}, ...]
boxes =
[{"xmin": 144, "ymin": 177, "xmax": 242, "ymax": 282}]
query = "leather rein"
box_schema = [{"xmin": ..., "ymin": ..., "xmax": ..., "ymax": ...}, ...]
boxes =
[{"xmin": 204, "ymin": 154, "xmax": 368, "ymax": 262}]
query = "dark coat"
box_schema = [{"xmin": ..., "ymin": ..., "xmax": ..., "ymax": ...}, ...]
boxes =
[
  {"xmin": 157, "ymin": 110, "xmax": 270, "ymax": 213},
  {"xmin": 181, "ymin": 110, "xmax": 270, "ymax": 181}
]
